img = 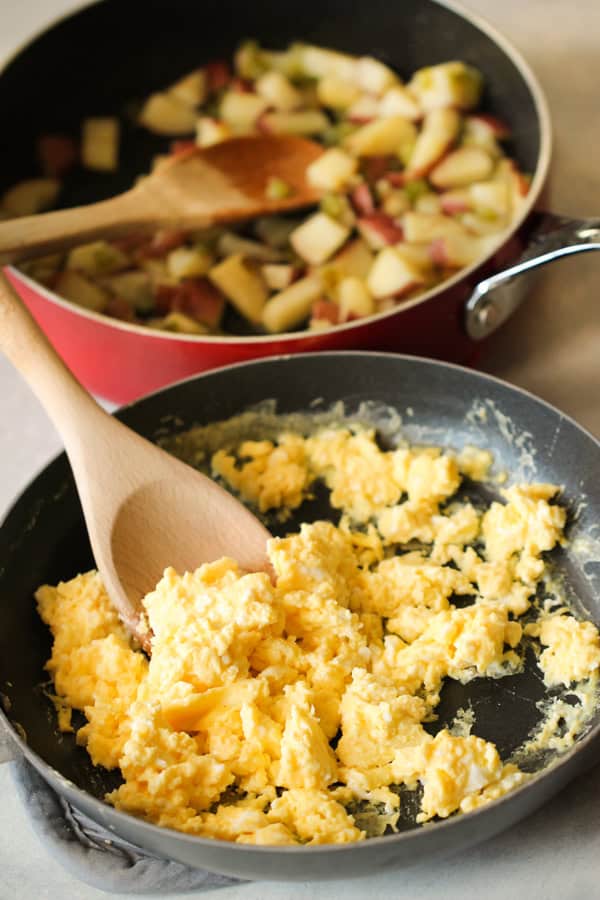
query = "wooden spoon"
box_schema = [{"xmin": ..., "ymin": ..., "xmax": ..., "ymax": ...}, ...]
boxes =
[
  {"xmin": 0, "ymin": 271, "xmax": 272, "ymax": 649},
  {"xmin": 0, "ymin": 135, "xmax": 323, "ymax": 264}
]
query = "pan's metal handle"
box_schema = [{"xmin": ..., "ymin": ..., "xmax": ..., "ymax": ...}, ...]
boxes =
[
  {"xmin": 465, "ymin": 214, "xmax": 600, "ymax": 339},
  {"xmin": 0, "ymin": 713, "xmax": 18, "ymax": 764}
]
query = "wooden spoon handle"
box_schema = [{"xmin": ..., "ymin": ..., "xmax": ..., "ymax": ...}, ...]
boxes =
[
  {"xmin": 0, "ymin": 192, "xmax": 145, "ymax": 265},
  {"xmin": 0, "ymin": 270, "xmax": 107, "ymax": 443}
]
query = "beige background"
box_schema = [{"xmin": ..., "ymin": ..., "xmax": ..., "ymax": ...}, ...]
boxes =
[{"xmin": 0, "ymin": 2, "xmax": 599, "ymax": 898}]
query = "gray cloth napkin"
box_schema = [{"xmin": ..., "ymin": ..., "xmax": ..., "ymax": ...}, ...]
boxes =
[{"xmin": 10, "ymin": 756, "xmax": 243, "ymax": 895}]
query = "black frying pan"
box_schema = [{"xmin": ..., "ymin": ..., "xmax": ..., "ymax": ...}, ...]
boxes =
[{"xmin": 1, "ymin": 351, "xmax": 599, "ymax": 880}]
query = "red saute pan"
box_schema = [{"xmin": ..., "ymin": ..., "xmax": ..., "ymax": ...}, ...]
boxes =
[
  {"xmin": 1, "ymin": 351, "xmax": 600, "ymax": 880},
  {"xmin": 1, "ymin": 0, "xmax": 599, "ymax": 403}
]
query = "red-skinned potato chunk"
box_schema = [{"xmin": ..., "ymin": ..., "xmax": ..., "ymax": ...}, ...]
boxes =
[{"xmin": 429, "ymin": 146, "xmax": 495, "ymax": 190}]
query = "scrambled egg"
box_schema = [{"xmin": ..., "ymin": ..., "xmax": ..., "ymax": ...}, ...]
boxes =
[{"xmin": 37, "ymin": 426, "xmax": 600, "ymax": 845}]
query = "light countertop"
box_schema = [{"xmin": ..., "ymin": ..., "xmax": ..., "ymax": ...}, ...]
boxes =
[{"xmin": 1, "ymin": 1, "xmax": 599, "ymax": 898}]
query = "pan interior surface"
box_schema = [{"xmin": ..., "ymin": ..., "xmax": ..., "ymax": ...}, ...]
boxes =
[
  {"xmin": 1, "ymin": 354, "xmax": 599, "ymax": 839},
  {"xmin": 0, "ymin": 0, "xmax": 541, "ymax": 203}
]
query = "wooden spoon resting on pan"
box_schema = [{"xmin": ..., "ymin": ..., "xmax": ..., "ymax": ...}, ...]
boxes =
[
  {"xmin": 0, "ymin": 271, "xmax": 272, "ymax": 649},
  {"xmin": 0, "ymin": 135, "xmax": 323, "ymax": 263}
]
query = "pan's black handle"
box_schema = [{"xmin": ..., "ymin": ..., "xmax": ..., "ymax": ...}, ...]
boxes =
[{"xmin": 464, "ymin": 214, "xmax": 600, "ymax": 339}]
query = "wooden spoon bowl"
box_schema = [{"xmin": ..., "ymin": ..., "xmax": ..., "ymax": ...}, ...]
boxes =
[{"xmin": 0, "ymin": 271, "xmax": 272, "ymax": 649}]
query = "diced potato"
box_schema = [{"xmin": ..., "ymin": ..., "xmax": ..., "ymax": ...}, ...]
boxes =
[
  {"xmin": 344, "ymin": 116, "xmax": 417, "ymax": 157},
  {"xmin": 355, "ymin": 56, "xmax": 398, "ymax": 95},
  {"xmin": 2, "ymin": 178, "xmax": 60, "ymax": 217},
  {"xmin": 296, "ymin": 81, "xmax": 321, "ymax": 108},
  {"xmin": 296, "ymin": 44, "xmax": 358, "ymax": 83},
  {"xmin": 469, "ymin": 180, "xmax": 510, "ymax": 219},
  {"xmin": 347, "ymin": 94, "xmax": 380, "ymax": 122},
  {"xmin": 405, "ymin": 108, "xmax": 461, "ymax": 176},
  {"xmin": 493, "ymin": 158, "xmax": 530, "ymax": 213},
  {"xmin": 408, "ymin": 62, "xmax": 483, "ymax": 113},
  {"xmin": 382, "ymin": 189, "xmax": 410, "ymax": 217},
  {"xmin": 139, "ymin": 93, "xmax": 197, "ymax": 135},
  {"xmin": 66, "ymin": 240, "xmax": 129, "ymax": 276},
  {"xmin": 105, "ymin": 271, "xmax": 155, "ymax": 312},
  {"xmin": 317, "ymin": 75, "xmax": 361, "ymax": 109},
  {"xmin": 55, "ymin": 270, "xmax": 110, "ymax": 313},
  {"xmin": 320, "ymin": 237, "xmax": 375, "ymax": 299},
  {"xmin": 403, "ymin": 212, "xmax": 466, "ymax": 243},
  {"xmin": 168, "ymin": 70, "xmax": 207, "ymax": 108},
  {"xmin": 395, "ymin": 243, "xmax": 435, "ymax": 272},
  {"xmin": 429, "ymin": 232, "xmax": 482, "ymax": 267},
  {"xmin": 337, "ymin": 276, "xmax": 375, "ymax": 319},
  {"xmin": 307, "ymin": 148, "xmax": 357, "ymax": 191},
  {"xmin": 255, "ymin": 71, "xmax": 302, "ymax": 111},
  {"xmin": 440, "ymin": 189, "xmax": 472, "ymax": 215},
  {"xmin": 260, "ymin": 110, "xmax": 330, "ymax": 136},
  {"xmin": 235, "ymin": 40, "xmax": 270, "ymax": 79},
  {"xmin": 208, "ymin": 253, "xmax": 268, "ymax": 323},
  {"xmin": 261, "ymin": 264, "xmax": 297, "ymax": 291},
  {"xmin": 139, "ymin": 257, "xmax": 172, "ymax": 285},
  {"xmin": 367, "ymin": 247, "xmax": 425, "ymax": 299},
  {"xmin": 167, "ymin": 245, "xmax": 214, "ymax": 280},
  {"xmin": 217, "ymin": 232, "xmax": 283, "ymax": 262},
  {"xmin": 414, "ymin": 192, "xmax": 442, "ymax": 215},
  {"xmin": 330, "ymin": 238, "xmax": 374, "ymax": 280},
  {"xmin": 260, "ymin": 45, "xmax": 305, "ymax": 80},
  {"xmin": 379, "ymin": 86, "xmax": 422, "ymax": 121},
  {"xmin": 81, "ymin": 118, "xmax": 119, "ymax": 171},
  {"xmin": 466, "ymin": 113, "xmax": 511, "ymax": 140},
  {"xmin": 152, "ymin": 311, "xmax": 208, "ymax": 334},
  {"xmin": 290, "ymin": 212, "xmax": 350, "ymax": 265},
  {"xmin": 219, "ymin": 91, "xmax": 269, "ymax": 132},
  {"xmin": 262, "ymin": 274, "xmax": 323, "ymax": 332},
  {"xmin": 429, "ymin": 146, "xmax": 494, "ymax": 189},
  {"xmin": 462, "ymin": 115, "xmax": 504, "ymax": 159},
  {"xmin": 459, "ymin": 213, "xmax": 506, "ymax": 236},
  {"xmin": 195, "ymin": 117, "xmax": 232, "ymax": 147}
]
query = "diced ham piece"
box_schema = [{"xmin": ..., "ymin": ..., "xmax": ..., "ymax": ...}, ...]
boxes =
[
  {"xmin": 350, "ymin": 183, "xmax": 376, "ymax": 215},
  {"xmin": 170, "ymin": 140, "xmax": 197, "ymax": 157},
  {"xmin": 111, "ymin": 233, "xmax": 150, "ymax": 254},
  {"xmin": 204, "ymin": 60, "xmax": 231, "ymax": 93},
  {"xmin": 140, "ymin": 230, "xmax": 188, "ymax": 259},
  {"xmin": 37, "ymin": 135, "xmax": 78, "ymax": 177},
  {"xmin": 358, "ymin": 213, "xmax": 404, "ymax": 248},
  {"xmin": 230, "ymin": 77, "xmax": 254, "ymax": 93},
  {"xmin": 362, "ymin": 156, "xmax": 396, "ymax": 183},
  {"xmin": 311, "ymin": 299, "xmax": 340, "ymax": 324},
  {"xmin": 156, "ymin": 278, "xmax": 225, "ymax": 328},
  {"xmin": 105, "ymin": 296, "xmax": 136, "ymax": 322}
]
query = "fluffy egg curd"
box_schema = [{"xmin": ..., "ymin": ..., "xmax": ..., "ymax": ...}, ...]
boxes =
[{"xmin": 36, "ymin": 425, "xmax": 600, "ymax": 845}]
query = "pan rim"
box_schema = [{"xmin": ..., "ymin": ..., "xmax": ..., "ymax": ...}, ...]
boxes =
[
  {"xmin": 2, "ymin": 0, "xmax": 552, "ymax": 345},
  {"xmin": 1, "ymin": 349, "xmax": 599, "ymax": 858}
]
